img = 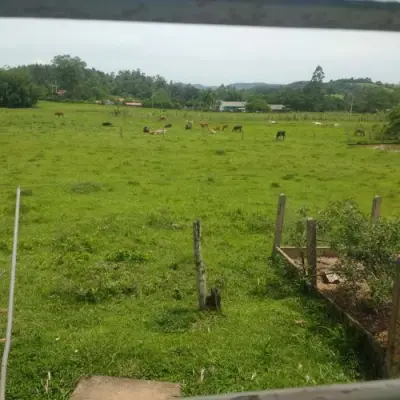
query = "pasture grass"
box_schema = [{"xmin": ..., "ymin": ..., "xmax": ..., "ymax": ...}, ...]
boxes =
[{"xmin": 0, "ymin": 102, "xmax": 398, "ymax": 399}]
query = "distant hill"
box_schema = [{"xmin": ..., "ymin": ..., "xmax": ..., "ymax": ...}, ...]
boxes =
[
  {"xmin": 181, "ymin": 82, "xmax": 283, "ymax": 90},
  {"xmin": 180, "ymin": 79, "xmax": 398, "ymax": 94},
  {"xmin": 174, "ymin": 83, "xmax": 217, "ymax": 90},
  {"xmin": 286, "ymin": 81, "xmax": 309, "ymax": 90},
  {"xmin": 228, "ymin": 82, "xmax": 283, "ymax": 90},
  {"xmin": 192, "ymin": 84, "xmax": 217, "ymax": 90}
]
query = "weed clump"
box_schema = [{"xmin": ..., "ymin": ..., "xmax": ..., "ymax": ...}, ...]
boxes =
[
  {"xmin": 105, "ymin": 249, "xmax": 151, "ymax": 263},
  {"xmin": 68, "ymin": 182, "xmax": 103, "ymax": 194}
]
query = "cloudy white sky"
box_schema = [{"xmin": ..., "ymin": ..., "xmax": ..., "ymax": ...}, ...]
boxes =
[{"xmin": 1, "ymin": 17, "xmax": 400, "ymax": 85}]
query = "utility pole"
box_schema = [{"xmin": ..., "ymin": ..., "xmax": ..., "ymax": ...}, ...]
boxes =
[
  {"xmin": 51, "ymin": 82, "xmax": 58, "ymax": 94},
  {"xmin": 349, "ymin": 94, "xmax": 354, "ymax": 115}
]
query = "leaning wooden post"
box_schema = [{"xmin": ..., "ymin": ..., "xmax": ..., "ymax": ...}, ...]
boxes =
[
  {"xmin": 306, "ymin": 218, "xmax": 317, "ymax": 288},
  {"xmin": 272, "ymin": 194, "xmax": 286, "ymax": 256},
  {"xmin": 371, "ymin": 195, "xmax": 382, "ymax": 224},
  {"xmin": 386, "ymin": 258, "xmax": 400, "ymax": 378},
  {"xmin": 193, "ymin": 220, "xmax": 207, "ymax": 310}
]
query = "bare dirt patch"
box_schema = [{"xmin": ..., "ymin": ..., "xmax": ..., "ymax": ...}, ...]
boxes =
[{"xmin": 293, "ymin": 256, "xmax": 389, "ymax": 348}]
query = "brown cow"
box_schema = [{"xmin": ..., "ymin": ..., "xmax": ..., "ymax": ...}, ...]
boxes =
[
  {"xmin": 158, "ymin": 116, "xmax": 167, "ymax": 121},
  {"xmin": 200, "ymin": 122, "xmax": 208, "ymax": 129},
  {"xmin": 212, "ymin": 126, "xmax": 221, "ymax": 131},
  {"xmin": 54, "ymin": 111, "xmax": 64, "ymax": 117},
  {"xmin": 146, "ymin": 128, "xmax": 166, "ymax": 135}
]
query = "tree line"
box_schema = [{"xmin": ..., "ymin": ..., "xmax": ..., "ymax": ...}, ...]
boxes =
[{"xmin": 1, "ymin": 54, "xmax": 400, "ymax": 113}]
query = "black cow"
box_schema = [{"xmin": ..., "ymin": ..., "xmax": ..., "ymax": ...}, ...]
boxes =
[
  {"xmin": 165, "ymin": 124, "xmax": 172, "ymax": 128},
  {"xmin": 232, "ymin": 124, "xmax": 243, "ymax": 132},
  {"xmin": 276, "ymin": 130, "xmax": 285, "ymax": 140},
  {"xmin": 143, "ymin": 126, "xmax": 150, "ymax": 133},
  {"xmin": 102, "ymin": 122, "xmax": 113, "ymax": 127},
  {"xmin": 185, "ymin": 123, "xmax": 192, "ymax": 130}
]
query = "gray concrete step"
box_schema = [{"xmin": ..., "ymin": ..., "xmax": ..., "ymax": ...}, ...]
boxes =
[{"xmin": 70, "ymin": 376, "xmax": 181, "ymax": 400}]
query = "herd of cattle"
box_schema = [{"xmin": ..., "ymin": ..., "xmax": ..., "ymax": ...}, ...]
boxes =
[
  {"xmin": 141, "ymin": 121, "xmax": 247, "ymax": 136},
  {"xmin": 53, "ymin": 111, "xmax": 366, "ymax": 139}
]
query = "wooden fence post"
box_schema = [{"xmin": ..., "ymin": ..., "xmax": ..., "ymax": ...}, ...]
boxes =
[
  {"xmin": 371, "ymin": 195, "xmax": 381, "ymax": 224},
  {"xmin": 272, "ymin": 194, "xmax": 286, "ymax": 256},
  {"xmin": 193, "ymin": 220, "xmax": 207, "ymax": 310},
  {"xmin": 306, "ymin": 218, "xmax": 317, "ymax": 288},
  {"xmin": 386, "ymin": 261, "xmax": 400, "ymax": 377}
]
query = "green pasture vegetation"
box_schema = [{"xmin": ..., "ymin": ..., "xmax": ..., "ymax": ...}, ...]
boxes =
[{"xmin": 0, "ymin": 102, "xmax": 399, "ymax": 399}]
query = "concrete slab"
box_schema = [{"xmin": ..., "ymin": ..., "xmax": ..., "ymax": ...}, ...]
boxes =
[{"xmin": 70, "ymin": 376, "xmax": 181, "ymax": 400}]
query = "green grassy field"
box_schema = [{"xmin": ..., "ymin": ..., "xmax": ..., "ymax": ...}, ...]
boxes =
[{"xmin": 0, "ymin": 102, "xmax": 399, "ymax": 399}]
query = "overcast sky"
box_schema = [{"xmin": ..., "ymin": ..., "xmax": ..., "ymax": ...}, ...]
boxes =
[{"xmin": 1, "ymin": 18, "xmax": 400, "ymax": 85}]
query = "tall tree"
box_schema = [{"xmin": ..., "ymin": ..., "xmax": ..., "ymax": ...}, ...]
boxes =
[
  {"xmin": 200, "ymin": 89, "xmax": 216, "ymax": 109},
  {"xmin": 0, "ymin": 69, "xmax": 40, "ymax": 108},
  {"xmin": 383, "ymin": 106, "xmax": 400, "ymax": 140},
  {"xmin": 51, "ymin": 55, "xmax": 87, "ymax": 95},
  {"xmin": 303, "ymin": 65, "xmax": 325, "ymax": 111}
]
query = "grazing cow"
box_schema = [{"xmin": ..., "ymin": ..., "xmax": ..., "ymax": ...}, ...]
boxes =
[
  {"xmin": 185, "ymin": 120, "xmax": 193, "ymax": 130},
  {"xmin": 102, "ymin": 122, "xmax": 113, "ymax": 127},
  {"xmin": 212, "ymin": 126, "xmax": 221, "ymax": 131},
  {"xmin": 143, "ymin": 126, "xmax": 150, "ymax": 133},
  {"xmin": 232, "ymin": 124, "xmax": 243, "ymax": 132},
  {"xmin": 222, "ymin": 124, "xmax": 228, "ymax": 131},
  {"xmin": 158, "ymin": 116, "xmax": 167, "ymax": 121},
  {"xmin": 147, "ymin": 128, "xmax": 166, "ymax": 135},
  {"xmin": 54, "ymin": 111, "xmax": 64, "ymax": 117},
  {"xmin": 269, "ymin": 120, "xmax": 277, "ymax": 124},
  {"xmin": 354, "ymin": 128, "xmax": 365, "ymax": 136},
  {"xmin": 313, "ymin": 121, "xmax": 322, "ymax": 126},
  {"xmin": 276, "ymin": 130, "xmax": 285, "ymax": 140},
  {"xmin": 164, "ymin": 123, "xmax": 172, "ymax": 128},
  {"xmin": 209, "ymin": 129, "xmax": 216, "ymax": 134},
  {"xmin": 200, "ymin": 122, "xmax": 208, "ymax": 129}
]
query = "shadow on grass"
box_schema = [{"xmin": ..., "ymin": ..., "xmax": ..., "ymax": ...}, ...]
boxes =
[
  {"xmin": 250, "ymin": 257, "xmax": 382, "ymax": 381},
  {"xmin": 152, "ymin": 308, "xmax": 199, "ymax": 333}
]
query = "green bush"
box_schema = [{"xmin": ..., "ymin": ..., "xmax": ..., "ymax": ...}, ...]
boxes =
[
  {"xmin": 288, "ymin": 200, "xmax": 400, "ymax": 310},
  {"xmin": 317, "ymin": 200, "xmax": 400, "ymax": 310},
  {"xmin": 0, "ymin": 69, "xmax": 40, "ymax": 108}
]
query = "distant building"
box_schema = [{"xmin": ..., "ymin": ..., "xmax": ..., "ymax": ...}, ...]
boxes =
[
  {"xmin": 218, "ymin": 101, "xmax": 247, "ymax": 112},
  {"xmin": 269, "ymin": 104, "xmax": 287, "ymax": 112},
  {"xmin": 125, "ymin": 102, "xmax": 143, "ymax": 107}
]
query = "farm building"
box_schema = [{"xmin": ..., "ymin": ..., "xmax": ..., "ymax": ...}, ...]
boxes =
[
  {"xmin": 125, "ymin": 101, "xmax": 143, "ymax": 107},
  {"xmin": 218, "ymin": 101, "xmax": 247, "ymax": 112},
  {"xmin": 269, "ymin": 104, "xmax": 288, "ymax": 112}
]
